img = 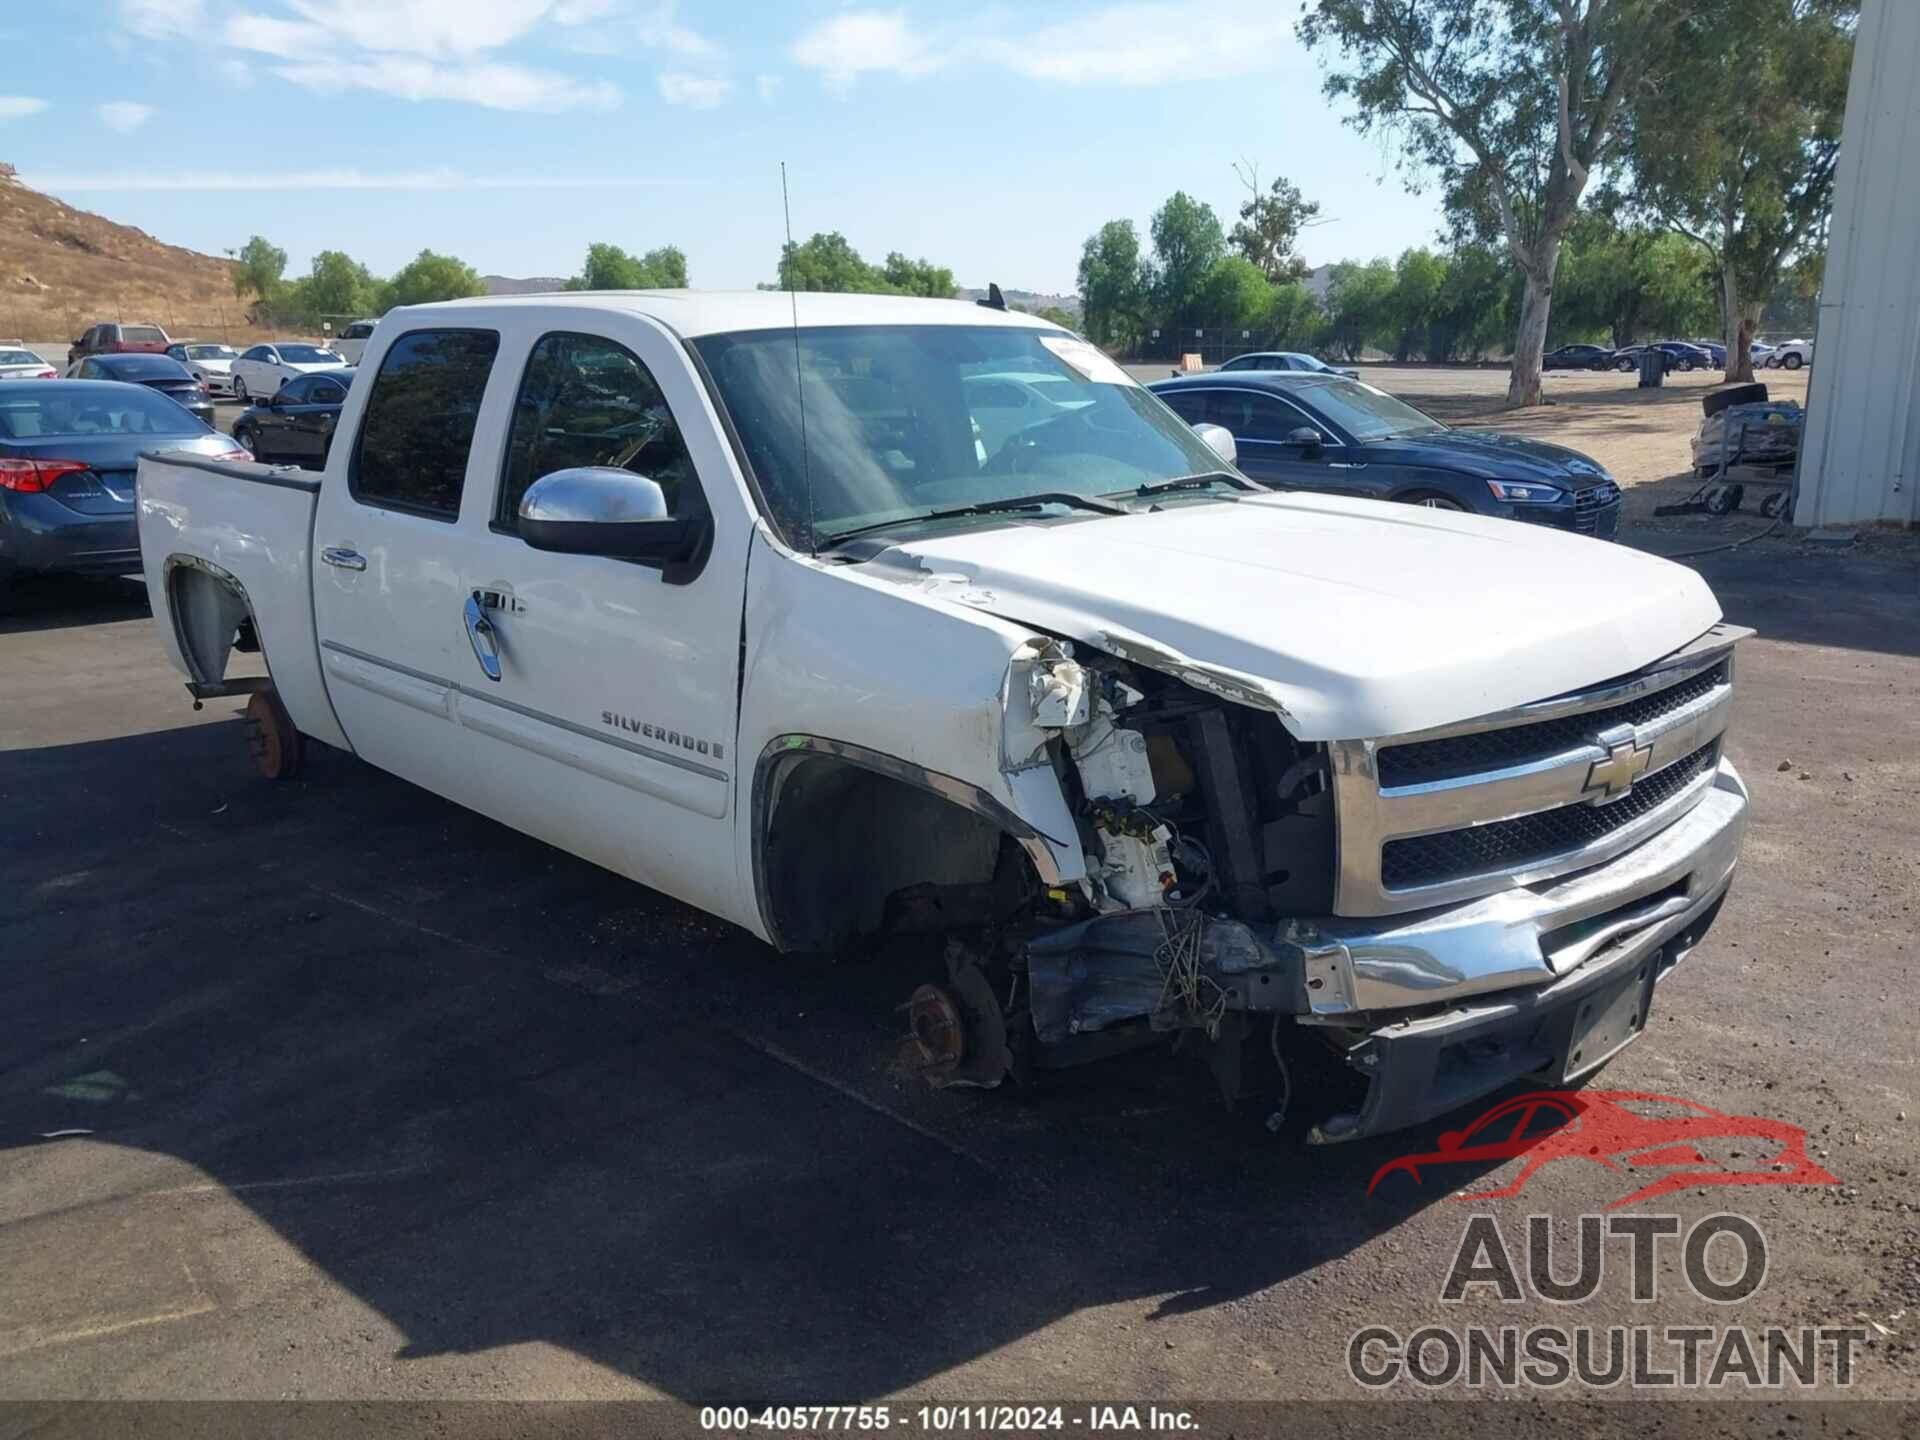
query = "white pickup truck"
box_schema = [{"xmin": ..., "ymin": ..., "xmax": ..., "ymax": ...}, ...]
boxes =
[{"xmin": 137, "ymin": 292, "xmax": 1750, "ymax": 1140}]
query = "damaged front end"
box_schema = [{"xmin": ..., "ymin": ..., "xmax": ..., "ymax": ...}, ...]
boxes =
[{"xmin": 916, "ymin": 630, "xmax": 1751, "ymax": 1145}]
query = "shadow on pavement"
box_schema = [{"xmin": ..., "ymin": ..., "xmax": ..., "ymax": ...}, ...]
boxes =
[
  {"xmin": 0, "ymin": 574, "xmax": 150, "ymax": 636},
  {"xmin": 0, "ymin": 722, "xmax": 1495, "ymax": 1401}
]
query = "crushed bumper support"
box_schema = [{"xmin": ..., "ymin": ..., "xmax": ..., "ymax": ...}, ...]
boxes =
[{"xmin": 1023, "ymin": 762, "xmax": 1748, "ymax": 1141}]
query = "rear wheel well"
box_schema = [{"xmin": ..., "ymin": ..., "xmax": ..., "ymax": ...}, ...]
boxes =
[
  {"xmin": 757, "ymin": 748, "xmax": 1044, "ymax": 954},
  {"xmin": 167, "ymin": 559, "xmax": 255, "ymax": 687}
]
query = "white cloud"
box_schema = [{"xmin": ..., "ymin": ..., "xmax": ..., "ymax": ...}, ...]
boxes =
[
  {"xmin": 791, "ymin": 1, "xmax": 1304, "ymax": 92},
  {"xmin": 30, "ymin": 167, "xmax": 703, "ymax": 192},
  {"xmin": 0, "ymin": 96, "xmax": 49, "ymax": 120},
  {"xmin": 98, "ymin": 101, "xmax": 156, "ymax": 133},
  {"xmin": 657, "ymin": 72, "xmax": 731, "ymax": 109},
  {"xmin": 280, "ymin": 0, "xmax": 560, "ymax": 58},
  {"xmin": 121, "ymin": 0, "xmax": 207, "ymax": 40},
  {"xmin": 791, "ymin": 10, "xmax": 939, "ymax": 95},
  {"xmin": 277, "ymin": 56, "xmax": 620, "ymax": 112},
  {"xmin": 755, "ymin": 73, "xmax": 782, "ymax": 104}
]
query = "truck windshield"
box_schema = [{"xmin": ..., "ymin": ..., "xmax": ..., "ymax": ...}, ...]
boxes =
[{"xmin": 692, "ymin": 324, "xmax": 1227, "ymax": 545}]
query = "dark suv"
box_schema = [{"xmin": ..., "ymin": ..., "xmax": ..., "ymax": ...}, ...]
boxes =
[{"xmin": 68, "ymin": 322, "xmax": 173, "ymax": 366}]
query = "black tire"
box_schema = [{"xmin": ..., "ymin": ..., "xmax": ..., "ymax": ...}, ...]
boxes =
[
  {"xmin": 1783, "ymin": 353, "xmax": 1804, "ymax": 370},
  {"xmin": 1704, "ymin": 484, "xmax": 1745, "ymax": 516},
  {"xmin": 233, "ymin": 375, "xmax": 250, "ymax": 403},
  {"xmin": 234, "ymin": 424, "xmax": 259, "ymax": 458},
  {"xmin": 1617, "ymin": 356, "xmax": 1636, "ymax": 372},
  {"xmin": 1702, "ymin": 382, "xmax": 1769, "ymax": 417},
  {"xmin": 1401, "ymin": 491, "xmax": 1469, "ymax": 512}
]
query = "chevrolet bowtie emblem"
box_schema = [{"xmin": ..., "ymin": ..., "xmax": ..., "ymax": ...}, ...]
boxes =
[{"xmin": 1584, "ymin": 737, "xmax": 1653, "ymax": 803}]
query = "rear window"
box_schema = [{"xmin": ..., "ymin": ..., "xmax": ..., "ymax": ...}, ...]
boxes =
[
  {"xmin": 0, "ymin": 385, "xmax": 208, "ymax": 439},
  {"xmin": 0, "ymin": 349, "xmax": 41, "ymax": 365},
  {"xmin": 279, "ymin": 344, "xmax": 339, "ymax": 363},
  {"xmin": 185, "ymin": 344, "xmax": 236, "ymax": 359},
  {"xmin": 102, "ymin": 355, "xmax": 187, "ymax": 379},
  {"xmin": 121, "ymin": 326, "xmax": 167, "ymax": 343},
  {"xmin": 350, "ymin": 329, "xmax": 499, "ymax": 519}
]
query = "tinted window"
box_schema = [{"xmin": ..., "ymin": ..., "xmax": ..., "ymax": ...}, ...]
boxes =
[
  {"xmin": 279, "ymin": 344, "xmax": 338, "ymax": 364},
  {"xmin": 122, "ymin": 325, "xmax": 167, "ymax": 344},
  {"xmin": 1158, "ymin": 390, "xmax": 1209, "ymax": 425},
  {"xmin": 279, "ymin": 378, "xmax": 313, "ymax": 403},
  {"xmin": 101, "ymin": 355, "xmax": 188, "ymax": 379},
  {"xmin": 311, "ymin": 380, "xmax": 347, "ymax": 405},
  {"xmin": 1210, "ymin": 390, "xmax": 1310, "ymax": 442},
  {"xmin": 344, "ymin": 323, "xmax": 374, "ymax": 340},
  {"xmin": 243, "ymin": 347, "xmax": 268, "ymax": 360},
  {"xmin": 498, "ymin": 331, "xmax": 696, "ymax": 530},
  {"xmin": 1300, "ymin": 379, "xmax": 1445, "ymax": 441},
  {"xmin": 351, "ymin": 329, "xmax": 499, "ymax": 519}
]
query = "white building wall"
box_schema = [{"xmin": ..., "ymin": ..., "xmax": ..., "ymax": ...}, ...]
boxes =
[{"xmin": 1794, "ymin": 0, "xmax": 1920, "ymax": 529}]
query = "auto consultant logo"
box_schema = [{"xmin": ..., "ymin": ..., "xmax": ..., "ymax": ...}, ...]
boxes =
[
  {"xmin": 1366, "ymin": 1089, "xmax": 1840, "ymax": 1209},
  {"xmin": 1346, "ymin": 1213, "xmax": 1870, "ymax": 1391}
]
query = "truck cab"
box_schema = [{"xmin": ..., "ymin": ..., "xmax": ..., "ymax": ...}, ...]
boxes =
[{"xmin": 136, "ymin": 292, "xmax": 1749, "ymax": 1142}]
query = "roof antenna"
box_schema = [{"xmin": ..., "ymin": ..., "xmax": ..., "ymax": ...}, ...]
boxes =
[
  {"xmin": 976, "ymin": 282, "xmax": 1007, "ymax": 311},
  {"xmin": 781, "ymin": 161, "xmax": 816, "ymax": 556}
]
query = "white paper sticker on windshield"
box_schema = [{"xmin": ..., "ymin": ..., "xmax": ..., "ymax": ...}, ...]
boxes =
[{"xmin": 1038, "ymin": 334, "xmax": 1138, "ymax": 387}]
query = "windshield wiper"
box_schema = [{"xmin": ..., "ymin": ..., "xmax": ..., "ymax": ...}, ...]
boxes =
[
  {"xmin": 820, "ymin": 491, "xmax": 1125, "ymax": 547},
  {"xmin": 1123, "ymin": 471, "xmax": 1256, "ymax": 498}
]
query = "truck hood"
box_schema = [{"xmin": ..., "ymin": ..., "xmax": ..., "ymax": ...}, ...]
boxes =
[
  {"xmin": 864, "ymin": 490, "xmax": 1722, "ymax": 740},
  {"xmin": 1361, "ymin": 428, "xmax": 1612, "ymax": 484}
]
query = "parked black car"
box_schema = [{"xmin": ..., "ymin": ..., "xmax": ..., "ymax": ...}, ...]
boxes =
[
  {"xmin": 0, "ymin": 380, "xmax": 244, "ymax": 590},
  {"xmin": 1149, "ymin": 372, "xmax": 1622, "ymax": 539},
  {"xmin": 231, "ymin": 368, "xmax": 353, "ymax": 468},
  {"xmin": 68, "ymin": 352, "xmax": 214, "ymax": 425},
  {"xmin": 1543, "ymin": 343, "xmax": 1614, "ymax": 371},
  {"xmin": 1612, "ymin": 342, "xmax": 1711, "ymax": 374}
]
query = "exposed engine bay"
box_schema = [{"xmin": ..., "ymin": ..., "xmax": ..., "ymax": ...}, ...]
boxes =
[{"xmin": 891, "ymin": 638, "xmax": 1350, "ymax": 1117}]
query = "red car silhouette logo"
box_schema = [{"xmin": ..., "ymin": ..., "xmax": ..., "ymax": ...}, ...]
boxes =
[{"xmin": 1368, "ymin": 1089, "xmax": 1839, "ymax": 1209}]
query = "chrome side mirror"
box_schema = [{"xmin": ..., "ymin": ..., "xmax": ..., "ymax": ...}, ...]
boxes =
[
  {"xmin": 518, "ymin": 466, "xmax": 690, "ymax": 560},
  {"xmin": 1193, "ymin": 422, "xmax": 1237, "ymax": 466}
]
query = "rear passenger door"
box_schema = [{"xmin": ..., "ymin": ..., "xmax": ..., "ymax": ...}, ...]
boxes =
[{"xmin": 313, "ymin": 328, "xmax": 506, "ymax": 809}]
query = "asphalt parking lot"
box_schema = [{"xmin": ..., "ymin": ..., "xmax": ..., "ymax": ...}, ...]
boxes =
[{"xmin": 2, "ymin": 371, "xmax": 1917, "ymax": 1413}]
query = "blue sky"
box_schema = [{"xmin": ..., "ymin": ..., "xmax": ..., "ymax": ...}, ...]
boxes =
[{"xmin": 1, "ymin": 1, "xmax": 1446, "ymax": 292}]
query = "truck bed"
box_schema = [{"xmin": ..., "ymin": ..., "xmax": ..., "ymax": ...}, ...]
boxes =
[{"xmin": 136, "ymin": 451, "xmax": 349, "ymax": 751}]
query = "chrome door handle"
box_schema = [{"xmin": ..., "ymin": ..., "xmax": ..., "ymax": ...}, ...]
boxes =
[
  {"xmin": 320, "ymin": 546, "xmax": 366, "ymax": 571},
  {"xmin": 463, "ymin": 592, "xmax": 502, "ymax": 682}
]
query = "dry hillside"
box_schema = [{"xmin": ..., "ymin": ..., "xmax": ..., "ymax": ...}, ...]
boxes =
[{"xmin": 0, "ymin": 167, "xmax": 254, "ymax": 343}]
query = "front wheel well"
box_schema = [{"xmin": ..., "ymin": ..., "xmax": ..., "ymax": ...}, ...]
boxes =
[{"xmin": 754, "ymin": 744, "xmax": 1048, "ymax": 954}]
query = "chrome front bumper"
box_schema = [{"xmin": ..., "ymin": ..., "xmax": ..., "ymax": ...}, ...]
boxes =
[{"xmin": 1288, "ymin": 759, "xmax": 1747, "ymax": 1018}]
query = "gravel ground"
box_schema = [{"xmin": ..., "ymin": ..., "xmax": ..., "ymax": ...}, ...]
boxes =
[{"xmin": 1, "ymin": 360, "xmax": 1915, "ymax": 1424}]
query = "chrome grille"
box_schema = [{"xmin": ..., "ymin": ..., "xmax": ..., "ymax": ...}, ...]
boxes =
[
  {"xmin": 1327, "ymin": 625, "xmax": 1747, "ymax": 917},
  {"xmin": 1377, "ymin": 659, "xmax": 1729, "ymax": 787},
  {"xmin": 1570, "ymin": 482, "xmax": 1620, "ymax": 535},
  {"xmin": 1381, "ymin": 741, "xmax": 1720, "ymax": 888}
]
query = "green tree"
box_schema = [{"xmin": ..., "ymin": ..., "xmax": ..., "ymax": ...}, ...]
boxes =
[
  {"xmin": 1624, "ymin": 0, "xmax": 1854, "ymax": 380},
  {"xmin": 1322, "ymin": 258, "xmax": 1396, "ymax": 361},
  {"xmin": 1196, "ymin": 256, "xmax": 1274, "ymax": 330},
  {"xmin": 1263, "ymin": 282, "xmax": 1325, "ymax": 351},
  {"xmin": 1229, "ymin": 163, "xmax": 1320, "ymax": 283},
  {"xmin": 564, "ymin": 242, "xmax": 688, "ymax": 290},
  {"xmin": 290, "ymin": 249, "xmax": 378, "ymax": 324},
  {"xmin": 380, "ymin": 249, "xmax": 487, "ymax": 310},
  {"xmin": 1076, "ymin": 219, "xmax": 1151, "ymax": 352},
  {"xmin": 1428, "ymin": 244, "xmax": 1514, "ymax": 360},
  {"xmin": 1148, "ymin": 191, "xmax": 1227, "ymax": 320},
  {"xmin": 879, "ymin": 252, "xmax": 955, "ymax": 298},
  {"xmin": 1300, "ymin": 0, "xmax": 1679, "ymax": 406},
  {"xmin": 230, "ymin": 235, "xmax": 288, "ymax": 310},
  {"xmin": 1384, "ymin": 247, "xmax": 1450, "ymax": 360},
  {"xmin": 777, "ymin": 232, "xmax": 884, "ymax": 292}
]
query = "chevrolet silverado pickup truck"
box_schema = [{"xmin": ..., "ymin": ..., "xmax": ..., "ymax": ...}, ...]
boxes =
[{"xmin": 136, "ymin": 292, "xmax": 1750, "ymax": 1141}]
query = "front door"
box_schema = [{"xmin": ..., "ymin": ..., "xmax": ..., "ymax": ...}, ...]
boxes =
[{"xmin": 312, "ymin": 314, "xmax": 753, "ymax": 926}]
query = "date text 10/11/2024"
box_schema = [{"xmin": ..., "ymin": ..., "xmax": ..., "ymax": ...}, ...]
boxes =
[{"xmin": 699, "ymin": 1405, "xmax": 1199, "ymax": 1432}]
